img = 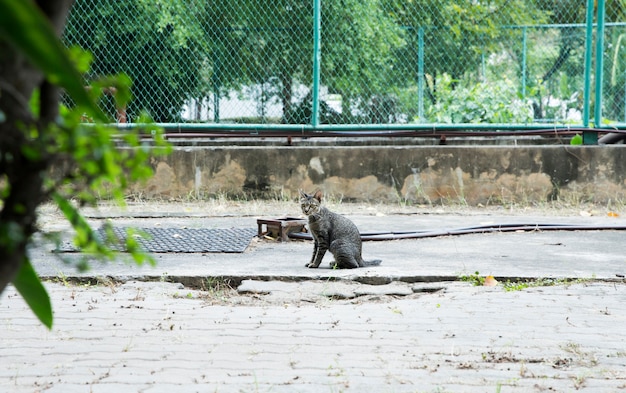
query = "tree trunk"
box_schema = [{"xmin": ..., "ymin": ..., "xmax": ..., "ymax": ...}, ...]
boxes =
[
  {"xmin": 281, "ymin": 70, "xmax": 292, "ymax": 123},
  {"xmin": 0, "ymin": 0, "xmax": 75, "ymax": 293}
]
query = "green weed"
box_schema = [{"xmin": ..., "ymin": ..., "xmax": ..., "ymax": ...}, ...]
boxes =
[
  {"xmin": 458, "ymin": 271, "xmax": 485, "ymax": 286},
  {"xmin": 458, "ymin": 271, "xmax": 591, "ymax": 291}
]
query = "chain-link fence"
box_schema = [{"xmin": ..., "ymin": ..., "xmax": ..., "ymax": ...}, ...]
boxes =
[{"xmin": 63, "ymin": 1, "xmax": 625, "ymax": 129}]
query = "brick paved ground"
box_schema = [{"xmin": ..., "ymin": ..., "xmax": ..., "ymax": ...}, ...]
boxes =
[{"xmin": 2, "ymin": 280, "xmax": 625, "ymax": 393}]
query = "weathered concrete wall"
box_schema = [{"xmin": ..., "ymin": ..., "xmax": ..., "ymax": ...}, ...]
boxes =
[{"xmin": 130, "ymin": 145, "xmax": 626, "ymax": 205}]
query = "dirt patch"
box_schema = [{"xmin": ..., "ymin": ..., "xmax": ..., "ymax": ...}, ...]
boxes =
[{"xmin": 45, "ymin": 278, "xmax": 444, "ymax": 307}]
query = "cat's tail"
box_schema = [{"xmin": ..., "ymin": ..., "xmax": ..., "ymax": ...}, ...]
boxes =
[{"xmin": 360, "ymin": 259, "xmax": 382, "ymax": 267}]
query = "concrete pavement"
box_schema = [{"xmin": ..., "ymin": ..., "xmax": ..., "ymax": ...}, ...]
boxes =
[
  {"xmin": 2, "ymin": 280, "xmax": 625, "ymax": 393},
  {"xmin": 29, "ymin": 205, "xmax": 626, "ymax": 284},
  {"xmin": 1, "ymin": 203, "xmax": 626, "ymax": 392}
]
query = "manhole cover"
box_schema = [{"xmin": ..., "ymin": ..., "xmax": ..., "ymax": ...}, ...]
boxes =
[{"xmin": 60, "ymin": 227, "xmax": 258, "ymax": 253}]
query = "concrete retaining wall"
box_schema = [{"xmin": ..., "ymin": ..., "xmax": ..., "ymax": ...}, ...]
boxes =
[{"xmin": 130, "ymin": 144, "xmax": 626, "ymax": 205}]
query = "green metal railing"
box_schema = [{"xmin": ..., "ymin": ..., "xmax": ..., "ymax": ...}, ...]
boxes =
[{"xmin": 62, "ymin": 0, "xmax": 625, "ymax": 143}]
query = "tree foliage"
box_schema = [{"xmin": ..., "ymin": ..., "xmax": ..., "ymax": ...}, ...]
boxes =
[
  {"xmin": 427, "ymin": 74, "xmax": 533, "ymax": 123},
  {"xmin": 322, "ymin": 0, "xmax": 406, "ymax": 121},
  {"xmin": 0, "ymin": 0, "xmax": 170, "ymax": 328},
  {"xmin": 63, "ymin": 0, "xmax": 206, "ymax": 122},
  {"xmin": 203, "ymin": 0, "xmax": 313, "ymax": 121},
  {"xmin": 384, "ymin": 0, "xmax": 548, "ymax": 103},
  {"xmin": 63, "ymin": 1, "xmax": 619, "ymax": 124}
]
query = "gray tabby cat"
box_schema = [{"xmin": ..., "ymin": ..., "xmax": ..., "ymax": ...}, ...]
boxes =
[{"xmin": 299, "ymin": 190, "xmax": 382, "ymax": 269}]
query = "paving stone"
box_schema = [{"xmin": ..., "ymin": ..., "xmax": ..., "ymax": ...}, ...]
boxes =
[
  {"xmin": 353, "ymin": 281, "xmax": 414, "ymax": 296},
  {"xmin": 412, "ymin": 282, "xmax": 448, "ymax": 293},
  {"xmin": 237, "ymin": 279, "xmax": 296, "ymax": 294},
  {"xmin": 2, "ymin": 281, "xmax": 626, "ymax": 393}
]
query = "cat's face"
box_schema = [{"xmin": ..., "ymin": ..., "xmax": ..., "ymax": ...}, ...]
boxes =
[{"xmin": 299, "ymin": 191, "xmax": 321, "ymax": 216}]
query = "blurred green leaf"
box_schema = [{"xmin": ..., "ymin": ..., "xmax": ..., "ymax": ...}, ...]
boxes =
[
  {"xmin": 1, "ymin": 0, "xmax": 171, "ymax": 331},
  {"xmin": 570, "ymin": 134, "xmax": 583, "ymax": 145},
  {"xmin": 12, "ymin": 259, "xmax": 53, "ymax": 329},
  {"xmin": 125, "ymin": 228, "xmax": 156, "ymax": 266},
  {"xmin": 51, "ymin": 191, "xmax": 111, "ymax": 256},
  {"xmin": 67, "ymin": 45, "xmax": 94, "ymax": 74},
  {"xmin": 0, "ymin": 0, "xmax": 102, "ymax": 119}
]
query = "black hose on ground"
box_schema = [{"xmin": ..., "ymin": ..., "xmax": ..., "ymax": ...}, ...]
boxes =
[
  {"xmin": 599, "ymin": 132, "xmax": 626, "ymax": 144},
  {"xmin": 288, "ymin": 223, "xmax": 626, "ymax": 241}
]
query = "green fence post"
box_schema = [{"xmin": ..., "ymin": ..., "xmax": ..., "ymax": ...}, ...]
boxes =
[
  {"xmin": 582, "ymin": 0, "xmax": 594, "ymax": 130},
  {"xmin": 212, "ymin": 54, "xmax": 220, "ymax": 124},
  {"xmin": 583, "ymin": 0, "xmax": 596, "ymax": 144},
  {"xmin": 418, "ymin": 27, "xmax": 424, "ymax": 122},
  {"xmin": 311, "ymin": 0, "xmax": 321, "ymax": 128},
  {"xmin": 591, "ymin": 0, "xmax": 606, "ymax": 144},
  {"xmin": 522, "ymin": 27, "xmax": 527, "ymax": 100}
]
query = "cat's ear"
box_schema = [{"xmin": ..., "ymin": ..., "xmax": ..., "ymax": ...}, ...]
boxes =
[
  {"xmin": 313, "ymin": 189, "xmax": 323, "ymax": 202},
  {"xmin": 299, "ymin": 189, "xmax": 307, "ymax": 198}
]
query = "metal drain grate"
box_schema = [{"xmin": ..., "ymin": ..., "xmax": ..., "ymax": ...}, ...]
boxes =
[{"xmin": 61, "ymin": 227, "xmax": 258, "ymax": 253}]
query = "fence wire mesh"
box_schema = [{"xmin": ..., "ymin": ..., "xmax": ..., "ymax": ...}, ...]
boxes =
[{"xmin": 63, "ymin": 1, "xmax": 625, "ymax": 128}]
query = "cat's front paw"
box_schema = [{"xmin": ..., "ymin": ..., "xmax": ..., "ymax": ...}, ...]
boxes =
[{"xmin": 305, "ymin": 262, "xmax": 318, "ymax": 268}]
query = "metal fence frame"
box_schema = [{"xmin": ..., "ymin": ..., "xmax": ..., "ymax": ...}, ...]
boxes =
[{"xmin": 65, "ymin": 0, "xmax": 621, "ymax": 144}]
